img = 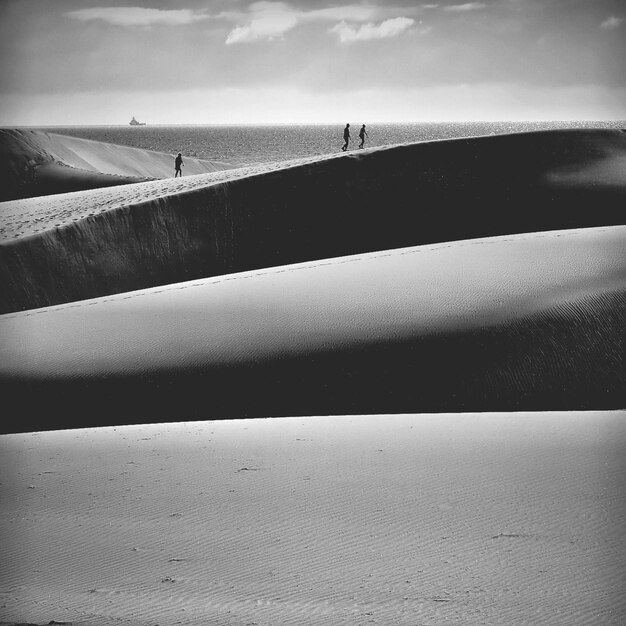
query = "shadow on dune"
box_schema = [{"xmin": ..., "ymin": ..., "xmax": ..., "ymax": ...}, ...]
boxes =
[{"xmin": 1, "ymin": 289, "xmax": 624, "ymax": 434}]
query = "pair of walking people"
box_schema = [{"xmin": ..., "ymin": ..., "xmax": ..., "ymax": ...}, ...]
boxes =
[{"xmin": 342, "ymin": 123, "xmax": 368, "ymax": 151}]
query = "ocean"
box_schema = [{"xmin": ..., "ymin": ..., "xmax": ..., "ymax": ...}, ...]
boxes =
[{"xmin": 34, "ymin": 121, "xmax": 624, "ymax": 167}]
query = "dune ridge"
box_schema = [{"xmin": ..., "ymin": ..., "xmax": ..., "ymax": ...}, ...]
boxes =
[
  {"xmin": 1, "ymin": 128, "xmax": 625, "ymax": 314},
  {"xmin": 0, "ymin": 128, "xmax": 236, "ymax": 202},
  {"xmin": 1, "ymin": 225, "xmax": 624, "ymax": 431}
]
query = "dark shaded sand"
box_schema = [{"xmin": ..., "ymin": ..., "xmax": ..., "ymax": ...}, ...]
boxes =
[
  {"xmin": 0, "ymin": 128, "xmax": 236, "ymax": 202},
  {"xmin": 0, "ymin": 129, "xmax": 625, "ymax": 314},
  {"xmin": 1, "ymin": 225, "xmax": 624, "ymax": 432},
  {"xmin": 1, "ymin": 413, "xmax": 625, "ymax": 625}
]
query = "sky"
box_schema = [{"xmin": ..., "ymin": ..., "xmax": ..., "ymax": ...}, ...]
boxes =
[{"xmin": 0, "ymin": 0, "xmax": 624, "ymax": 125}]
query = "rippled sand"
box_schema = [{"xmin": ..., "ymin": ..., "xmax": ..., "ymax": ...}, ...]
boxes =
[{"xmin": 1, "ymin": 412, "xmax": 625, "ymax": 625}]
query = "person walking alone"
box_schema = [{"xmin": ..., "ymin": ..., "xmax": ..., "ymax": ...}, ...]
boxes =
[
  {"xmin": 342, "ymin": 123, "xmax": 350, "ymax": 151},
  {"xmin": 358, "ymin": 124, "xmax": 369, "ymax": 149},
  {"xmin": 174, "ymin": 152, "xmax": 184, "ymax": 177}
]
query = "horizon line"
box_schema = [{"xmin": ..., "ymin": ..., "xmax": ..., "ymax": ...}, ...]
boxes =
[{"xmin": 2, "ymin": 119, "xmax": 625, "ymax": 129}]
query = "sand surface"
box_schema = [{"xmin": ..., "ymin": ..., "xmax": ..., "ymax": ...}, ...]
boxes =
[{"xmin": 1, "ymin": 412, "xmax": 625, "ymax": 626}]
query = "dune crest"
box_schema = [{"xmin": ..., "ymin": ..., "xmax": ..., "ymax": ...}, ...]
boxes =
[{"xmin": 0, "ymin": 129, "xmax": 624, "ymax": 314}]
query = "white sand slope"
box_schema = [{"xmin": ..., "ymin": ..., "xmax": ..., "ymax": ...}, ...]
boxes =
[
  {"xmin": 2, "ymin": 225, "xmax": 624, "ymax": 375},
  {"xmin": 35, "ymin": 131, "xmax": 235, "ymax": 178},
  {"xmin": 1, "ymin": 128, "xmax": 235, "ymax": 179},
  {"xmin": 1, "ymin": 412, "xmax": 625, "ymax": 625},
  {"xmin": 0, "ymin": 128, "xmax": 239, "ymax": 202}
]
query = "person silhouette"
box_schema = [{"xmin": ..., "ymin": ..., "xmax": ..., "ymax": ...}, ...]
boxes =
[
  {"xmin": 342, "ymin": 124, "xmax": 350, "ymax": 151},
  {"xmin": 358, "ymin": 124, "xmax": 369, "ymax": 149},
  {"xmin": 174, "ymin": 153, "xmax": 184, "ymax": 177}
]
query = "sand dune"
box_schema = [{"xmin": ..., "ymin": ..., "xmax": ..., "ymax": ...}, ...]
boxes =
[
  {"xmin": 1, "ymin": 412, "xmax": 625, "ymax": 625},
  {"xmin": 1, "ymin": 129, "xmax": 625, "ymax": 314},
  {"xmin": 1, "ymin": 128, "xmax": 625, "ymax": 625},
  {"xmin": 0, "ymin": 128, "xmax": 236, "ymax": 201},
  {"xmin": 1, "ymin": 225, "xmax": 624, "ymax": 430}
]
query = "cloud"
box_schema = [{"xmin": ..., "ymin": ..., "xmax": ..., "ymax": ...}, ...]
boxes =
[
  {"xmin": 330, "ymin": 17, "xmax": 415, "ymax": 42},
  {"xmin": 444, "ymin": 2, "xmax": 487, "ymax": 12},
  {"xmin": 225, "ymin": 2, "xmax": 299, "ymax": 43},
  {"xmin": 600, "ymin": 16, "xmax": 623, "ymax": 30},
  {"xmin": 225, "ymin": 2, "xmax": 418, "ymax": 44},
  {"xmin": 66, "ymin": 7, "xmax": 209, "ymax": 27}
]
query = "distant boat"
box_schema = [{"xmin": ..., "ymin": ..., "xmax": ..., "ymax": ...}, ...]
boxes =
[{"xmin": 129, "ymin": 116, "xmax": 146, "ymax": 126}]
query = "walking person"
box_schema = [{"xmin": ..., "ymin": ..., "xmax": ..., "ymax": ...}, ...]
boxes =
[
  {"xmin": 358, "ymin": 124, "xmax": 369, "ymax": 149},
  {"xmin": 342, "ymin": 123, "xmax": 350, "ymax": 151},
  {"xmin": 174, "ymin": 152, "xmax": 184, "ymax": 177}
]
